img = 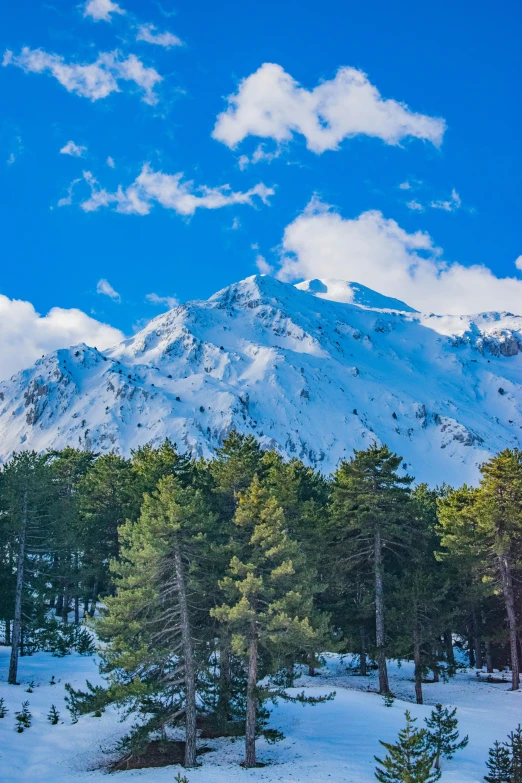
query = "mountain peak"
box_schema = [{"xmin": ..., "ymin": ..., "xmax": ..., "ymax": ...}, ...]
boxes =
[{"xmin": 295, "ymin": 278, "xmax": 418, "ymax": 312}]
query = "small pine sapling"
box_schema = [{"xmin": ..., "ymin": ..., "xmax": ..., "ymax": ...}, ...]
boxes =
[
  {"xmin": 49, "ymin": 676, "xmax": 56, "ymax": 686},
  {"xmin": 47, "ymin": 705, "xmax": 60, "ymax": 725},
  {"xmin": 15, "ymin": 701, "xmax": 32, "ymax": 732},
  {"xmin": 484, "ymin": 741, "xmax": 512, "ymax": 783},
  {"xmin": 425, "ymin": 703, "xmax": 469, "ymax": 769},
  {"xmin": 383, "ymin": 692, "xmax": 395, "ymax": 708},
  {"xmin": 375, "ymin": 710, "xmax": 440, "ymax": 783},
  {"xmin": 506, "ymin": 726, "xmax": 522, "ymax": 783},
  {"xmin": 26, "ymin": 680, "xmax": 35, "ymax": 693},
  {"xmin": 174, "ymin": 775, "xmax": 189, "ymax": 783},
  {"xmin": 74, "ymin": 628, "xmax": 96, "ymax": 656},
  {"xmin": 0, "ymin": 697, "xmax": 8, "ymax": 718}
]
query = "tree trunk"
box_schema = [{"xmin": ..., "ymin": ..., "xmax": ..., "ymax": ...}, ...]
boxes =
[
  {"xmin": 244, "ymin": 626, "xmax": 258, "ymax": 768},
  {"xmin": 217, "ymin": 633, "xmax": 232, "ymax": 721},
  {"xmin": 486, "ymin": 641, "xmax": 494, "ymax": 673},
  {"xmin": 62, "ymin": 588, "xmax": 69, "ymax": 625},
  {"xmin": 413, "ymin": 623, "xmax": 423, "ymax": 704},
  {"xmin": 9, "ymin": 491, "xmax": 28, "ymax": 684},
  {"xmin": 444, "ymin": 629, "xmax": 455, "ymax": 665},
  {"xmin": 374, "ymin": 528, "xmax": 389, "ymax": 694},
  {"xmin": 74, "ymin": 595, "xmax": 80, "ymax": 625},
  {"xmin": 173, "ymin": 545, "xmax": 197, "ymax": 768},
  {"xmin": 498, "ymin": 555, "xmax": 520, "ymax": 690},
  {"xmin": 359, "ymin": 624, "xmax": 367, "ymax": 676},
  {"xmin": 308, "ymin": 663, "xmax": 315, "ymax": 677},
  {"xmin": 5, "ymin": 619, "xmax": 11, "ymax": 646},
  {"xmin": 432, "ymin": 666, "xmax": 440, "ymax": 683},
  {"xmin": 472, "ymin": 609, "xmax": 483, "ymax": 669}
]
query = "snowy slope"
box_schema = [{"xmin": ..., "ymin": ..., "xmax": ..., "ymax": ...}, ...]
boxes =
[
  {"xmin": 1, "ymin": 646, "xmax": 521, "ymax": 782},
  {"xmin": 1, "ymin": 274, "xmax": 521, "ymax": 485}
]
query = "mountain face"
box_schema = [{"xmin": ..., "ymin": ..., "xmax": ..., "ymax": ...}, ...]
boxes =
[{"xmin": 1, "ymin": 274, "xmax": 521, "ymax": 485}]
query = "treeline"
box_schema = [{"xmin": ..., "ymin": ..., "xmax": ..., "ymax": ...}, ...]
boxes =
[{"xmin": 1, "ymin": 436, "xmax": 522, "ymax": 769}]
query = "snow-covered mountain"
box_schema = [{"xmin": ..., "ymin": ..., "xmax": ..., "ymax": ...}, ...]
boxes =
[{"xmin": 1, "ymin": 274, "xmax": 521, "ymax": 485}]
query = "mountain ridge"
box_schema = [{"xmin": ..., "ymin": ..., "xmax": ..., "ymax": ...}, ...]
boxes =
[{"xmin": 1, "ymin": 273, "xmax": 521, "ymax": 485}]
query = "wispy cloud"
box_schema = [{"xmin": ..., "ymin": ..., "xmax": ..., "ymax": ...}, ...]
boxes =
[
  {"xmin": 136, "ymin": 23, "xmax": 182, "ymax": 48},
  {"xmin": 146, "ymin": 292, "xmax": 178, "ymax": 309},
  {"xmin": 83, "ymin": 0, "xmax": 125, "ymax": 22},
  {"xmin": 5, "ymin": 134, "xmax": 23, "ymax": 165},
  {"xmin": 255, "ymin": 254, "xmax": 274, "ymax": 275},
  {"xmin": 406, "ymin": 199, "xmax": 424, "ymax": 212},
  {"xmin": 213, "ymin": 63, "xmax": 446, "ymax": 153},
  {"xmin": 73, "ymin": 165, "xmax": 274, "ymax": 217},
  {"xmin": 60, "ymin": 140, "xmax": 87, "ymax": 157},
  {"xmin": 3, "ymin": 47, "xmax": 162, "ymax": 105},
  {"xmin": 106, "ymin": 155, "xmax": 115, "ymax": 168},
  {"xmin": 430, "ymin": 188, "xmax": 462, "ymax": 212},
  {"xmin": 96, "ymin": 278, "xmax": 121, "ymax": 301}
]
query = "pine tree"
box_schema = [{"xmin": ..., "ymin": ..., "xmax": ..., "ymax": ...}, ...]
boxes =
[
  {"xmin": 212, "ymin": 475, "xmax": 329, "ymax": 768},
  {"xmin": 484, "ymin": 741, "xmax": 512, "ymax": 783},
  {"xmin": 0, "ymin": 452, "xmax": 53, "ymax": 684},
  {"xmin": 330, "ymin": 444, "xmax": 413, "ymax": 694},
  {"xmin": 375, "ymin": 711, "xmax": 440, "ymax": 783},
  {"xmin": 14, "ymin": 701, "xmax": 32, "ymax": 732},
  {"xmin": 47, "ymin": 705, "xmax": 60, "ymax": 724},
  {"xmin": 506, "ymin": 726, "xmax": 522, "ymax": 783},
  {"xmin": 0, "ymin": 697, "xmax": 8, "ymax": 718},
  {"xmin": 425, "ymin": 704, "xmax": 468, "ymax": 769},
  {"xmin": 92, "ymin": 474, "xmax": 215, "ymax": 768}
]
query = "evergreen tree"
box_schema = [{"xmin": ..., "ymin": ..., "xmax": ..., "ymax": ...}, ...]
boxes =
[
  {"xmin": 0, "ymin": 452, "xmax": 53, "ymax": 684},
  {"xmin": 506, "ymin": 726, "xmax": 522, "ymax": 783},
  {"xmin": 330, "ymin": 444, "xmax": 413, "ymax": 694},
  {"xmin": 375, "ymin": 710, "xmax": 440, "ymax": 783},
  {"xmin": 0, "ymin": 697, "xmax": 7, "ymax": 717},
  {"xmin": 212, "ymin": 475, "xmax": 329, "ymax": 768},
  {"xmin": 484, "ymin": 741, "xmax": 512, "ymax": 783},
  {"xmin": 14, "ymin": 701, "xmax": 32, "ymax": 732},
  {"xmin": 47, "ymin": 705, "xmax": 60, "ymax": 724},
  {"xmin": 92, "ymin": 474, "xmax": 215, "ymax": 768},
  {"xmin": 425, "ymin": 704, "xmax": 468, "ymax": 769}
]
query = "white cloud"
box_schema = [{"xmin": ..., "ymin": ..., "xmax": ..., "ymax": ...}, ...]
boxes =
[
  {"xmin": 106, "ymin": 155, "xmax": 115, "ymax": 168},
  {"xmin": 237, "ymin": 143, "xmax": 282, "ymax": 169},
  {"xmin": 96, "ymin": 278, "xmax": 121, "ymax": 301},
  {"xmin": 3, "ymin": 47, "xmax": 161, "ymax": 105},
  {"xmin": 231, "ymin": 217, "xmax": 241, "ymax": 230},
  {"xmin": 145, "ymin": 292, "xmax": 178, "ymax": 309},
  {"xmin": 255, "ymin": 254, "xmax": 274, "ymax": 275},
  {"xmin": 6, "ymin": 152, "xmax": 15, "ymax": 165},
  {"xmin": 398, "ymin": 181, "xmax": 411, "ymax": 190},
  {"xmin": 83, "ymin": 0, "xmax": 125, "ymax": 22},
  {"xmin": 277, "ymin": 198, "xmax": 522, "ymax": 315},
  {"xmin": 515, "ymin": 255, "xmax": 522, "ymax": 271},
  {"xmin": 213, "ymin": 63, "xmax": 446, "ymax": 153},
  {"xmin": 430, "ymin": 188, "xmax": 462, "ymax": 212},
  {"xmin": 406, "ymin": 199, "xmax": 424, "ymax": 212},
  {"xmin": 136, "ymin": 24, "xmax": 182, "ymax": 48},
  {"xmin": 5, "ymin": 134, "xmax": 23, "ymax": 165},
  {"xmin": 76, "ymin": 165, "xmax": 274, "ymax": 216},
  {"xmin": 60, "ymin": 140, "xmax": 87, "ymax": 157},
  {"xmin": 57, "ymin": 177, "xmax": 82, "ymax": 207},
  {"xmin": 0, "ymin": 294, "xmax": 123, "ymax": 380}
]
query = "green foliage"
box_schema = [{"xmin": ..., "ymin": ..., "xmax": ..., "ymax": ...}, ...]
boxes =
[
  {"xmin": 383, "ymin": 692, "xmax": 395, "ymax": 707},
  {"xmin": 375, "ymin": 711, "xmax": 440, "ymax": 783},
  {"xmin": 0, "ymin": 697, "xmax": 8, "ymax": 718},
  {"xmin": 484, "ymin": 741, "xmax": 512, "ymax": 783},
  {"xmin": 15, "ymin": 701, "xmax": 32, "ymax": 732},
  {"xmin": 47, "ymin": 705, "xmax": 60, "ymax": 724},
  {"xmin": 425, "ymin": 704, "xmax": 468, "ymax": 767}
]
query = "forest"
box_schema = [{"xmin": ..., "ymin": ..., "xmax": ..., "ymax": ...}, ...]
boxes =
[{"xmin": 1, "ymin": 435, "xmax": 522, "ymax": 778}]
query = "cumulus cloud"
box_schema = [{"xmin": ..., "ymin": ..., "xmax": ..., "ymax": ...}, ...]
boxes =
[
  {"xmin": 60, "ymin": 140, "xmax": 87, "ymax": 157},
  {"xmin": 238, "ymin": 143, "xmax": 282, "ymax": 169},
  {"xmin": 96, "ymin": 278, "xmax": 121, "ymax": 301},
  {"xmin": 83, "ymin": 0, "xmax": 125, "ymax": 22},
  {"xmin": 213, "ymin": 63, "xmax": 446, "ymax": 153},
  {"xmin": 277, "ymin": 199, "xmax": 522, "ymax": 315},
  {"xmin": 255, "ymin": 254, "xmax": 274, "ymax": 275},
  {"xmin": 74, "ymin": 165, "xmax": 274, "ymax": 216},
  {"xmin": 0, "ymin": 294, "xmax": 123, "ymax": 380},
  {"xmin": 146, "ymin": 292, "xmax": 178, "ymax": 309},
  {"xmin": 515, "ymin": 256, "xmax": 522, "ymax": 272},
  {"xmin": 3, "ymin": 47, "xmax": 161, "ymax": 105},
  {"xmin": 136, "ymin": 23, "xmax": 182, "ymax": 48}
]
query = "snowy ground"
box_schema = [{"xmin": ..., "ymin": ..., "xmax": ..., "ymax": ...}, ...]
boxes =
[{"xmin": 0, "ymin": 646, "xmax": 519, "ymax": 782}]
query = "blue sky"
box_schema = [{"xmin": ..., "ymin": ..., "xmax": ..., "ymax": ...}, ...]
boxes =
[{"xmin": 1, "ymin": 0, "xmax": 520, "ymax": 377}]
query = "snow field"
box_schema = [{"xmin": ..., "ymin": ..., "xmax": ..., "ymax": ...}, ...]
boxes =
[{"xmin": 1, "ymin": 646, "xmax": 519, "ymax": 782}]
